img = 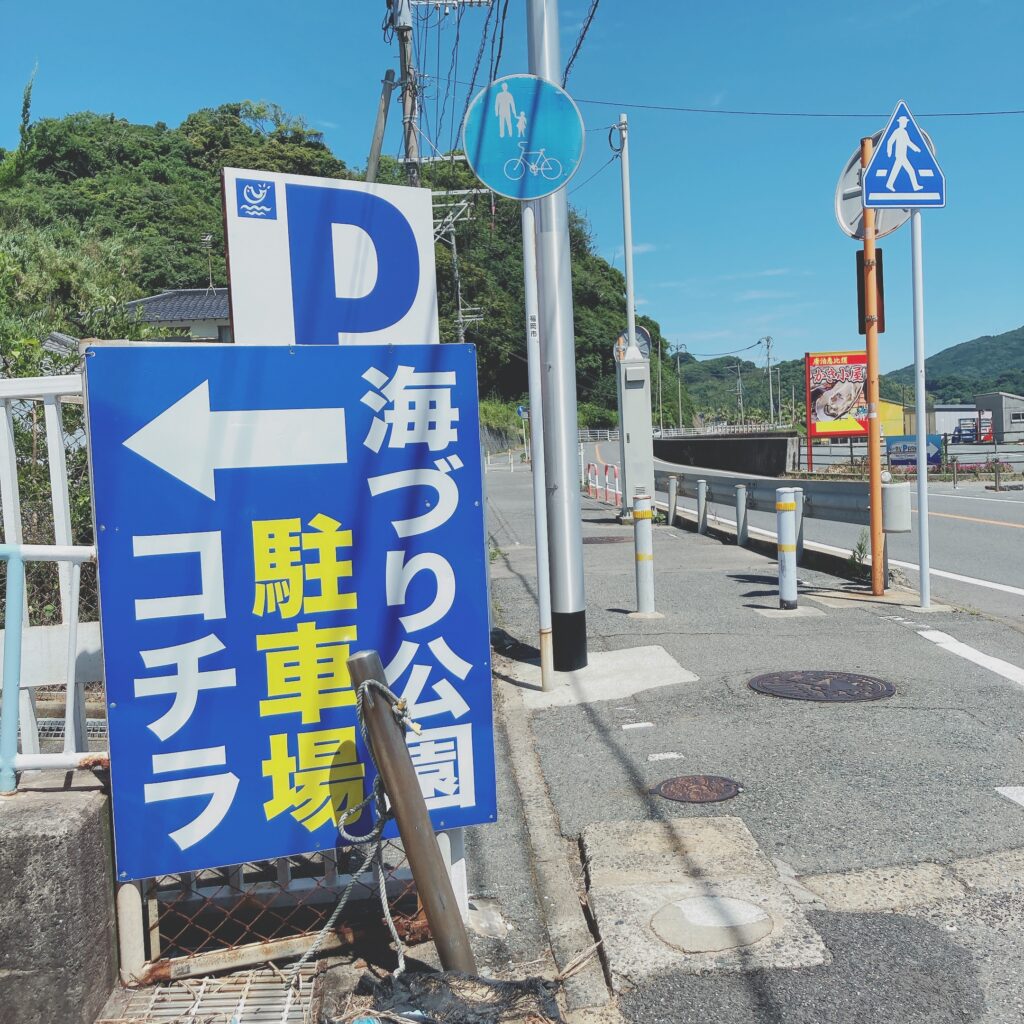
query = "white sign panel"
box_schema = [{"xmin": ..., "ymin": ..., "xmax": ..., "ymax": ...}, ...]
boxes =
[{"xmin": 223, "ymin": 168, "xmax": 439, "ymax": 346}]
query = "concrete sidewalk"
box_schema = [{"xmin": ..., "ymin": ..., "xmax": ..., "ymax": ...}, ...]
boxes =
[{"xmin": 485, "ymin": 462, "xmax": 1024, "ymax": 1024}]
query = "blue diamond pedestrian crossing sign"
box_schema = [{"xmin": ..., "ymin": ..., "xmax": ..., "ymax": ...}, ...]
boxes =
[{"xmin": 863, "ymin": 100, "xmax": 945, "ymax": 209}]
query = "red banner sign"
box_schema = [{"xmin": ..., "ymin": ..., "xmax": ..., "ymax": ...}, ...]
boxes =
[{"xmin": 805, "ymin": 351, "xmax": 868, "ymax": 438}]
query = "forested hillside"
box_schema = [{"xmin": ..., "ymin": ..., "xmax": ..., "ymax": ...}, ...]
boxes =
[{"xmin": 0, "ymin": 88, "xmax": 692, "ymax": 426}]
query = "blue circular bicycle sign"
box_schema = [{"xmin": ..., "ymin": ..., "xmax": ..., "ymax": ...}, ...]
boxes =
[{"xmin": 462, "ymin": 74, "xmax": 585, "ymax": 201}]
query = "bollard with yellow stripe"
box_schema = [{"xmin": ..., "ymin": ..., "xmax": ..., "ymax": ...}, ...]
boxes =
[
  {"xmin": 775, "ymin": 487, "xmax": 799, "ymax": 610},
  {"xmin": 629, "ymin": 488, "xmax": 663, "ymax": 619}
]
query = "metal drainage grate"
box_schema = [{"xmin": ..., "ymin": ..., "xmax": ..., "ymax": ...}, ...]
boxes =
[
  {"xmin": 36, "ymin": 717, "xmax": 108, "ymax": 739},
  {"xmin": 582, "ymin": 536, "xmax": 631, "ymax": 544},
  {"xmin": 651, "ymin": 775, "xmax": 742, "ymax": 803},
  {"xmin": 110, "ymin": 964, "xmax": 320, "ymax": 1022},
  {"xmin": 748, "ymin": 671, "xmax": 895, "ymax": 702}
]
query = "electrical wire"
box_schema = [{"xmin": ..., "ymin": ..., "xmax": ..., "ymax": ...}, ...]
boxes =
[
  {"xmin": 491, "ymin": 0, "xmax": 511, "ymax": 79},
  {"xmin": 562, "ymin": 0, "xmax": 601, "ymax": 88},
  {"xmin": 569, "ymin": 152, "xmax": 618, "ymax": 194}
]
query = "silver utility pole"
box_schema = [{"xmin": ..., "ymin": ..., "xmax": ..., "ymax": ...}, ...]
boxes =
[
  {"xmin": 521, "ymin": 204, "xmax": 555, "ymax": 687},
  {"xmin": 366, "ymin": 69, "xmax": 397, "ymax": 183},
  {"xmin": 393, "ymin": 0, "xmax": 420, "ymax": 186},
  {"xmin": 526, "ymin": 0, "xmax": 587, "ymax": 670},
  {"xmin": 910, "ymin": 209, "xmax": 931, "ymax": 608},
  {"xmin": 762, "ymin": 335, "xmax": 774, "ymax": 425},
  {"xmin": 617, "ymin": 114, "xmax": 637, "ymax": 353}
]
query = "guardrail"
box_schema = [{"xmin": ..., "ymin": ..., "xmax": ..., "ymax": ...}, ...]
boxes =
[
  {"xmin": 654, "ymin": 465, "xmax": 908, "ymax": 529},
  {"xmin": 577, "ymin": 423, "xmax": 793, "ymax": 443}
]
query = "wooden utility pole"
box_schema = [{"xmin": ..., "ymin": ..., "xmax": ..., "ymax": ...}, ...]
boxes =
[
  {"xmin": 860, "ymin": 137, "xmax": 885, "ymax": 596},
  {"xmin": 366, "ymin": 69, "xmax": 397, "ymax": 184}
]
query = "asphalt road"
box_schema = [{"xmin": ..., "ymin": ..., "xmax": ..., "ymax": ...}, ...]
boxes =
[{"xmin": 587, "ymin": 443, "xmax": 1024, "ymax": 628}]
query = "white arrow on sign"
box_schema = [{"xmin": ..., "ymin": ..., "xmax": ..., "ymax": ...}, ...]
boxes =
[
  {"xmin": 124, "ymin": 380, "xmax": 347, "ymax": 499},
  {"xmin": 927, "ymin": 442, "xmax": 940, "ymax": 458}
]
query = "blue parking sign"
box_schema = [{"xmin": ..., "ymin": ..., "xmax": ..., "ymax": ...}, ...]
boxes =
[{"xmin": 86, "ymin": 344, "xmax": 495, "ymax": 880}]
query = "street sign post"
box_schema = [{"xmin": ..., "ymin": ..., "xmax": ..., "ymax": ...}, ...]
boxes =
[
  {"xmin": 865, "ymin": 100, "xmax": 945, "ymax": 608},
  {"xmin": 886, "ymin": 434, "xmax": 942, "ymax": 468},
  {"xmin": 222, "ymin": 168, "xmax": 439, "ymax": 346},
  {"xmin": 464, "ymin": 55, "xmax": 588, "ymax": 671},
  {"xmin": 462, "ymin": 74, "xmax": 585, "ymax": 201},
  {"xmin": 86, "ymin": 344, "xmax": 495, "ymax": 880}
]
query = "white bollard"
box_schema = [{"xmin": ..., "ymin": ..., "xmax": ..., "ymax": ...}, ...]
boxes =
[
  {"xmin": 793, "ymin": 487, "xmax": 804, "ymax": 564},
  {"xmin": 697, "ymin": 479, "xmax": 708, "ymax": 534},
  {"xmin": 667, "ymin": 475, "xmax": 679, "ymax": 527},
  {"xmin": 735, "ymin": 484, "xmax": 748, "ymax": 546},
  {"xmin": 632, "ymin": 489, "xmax": 656, "ymax": 615},
  {"xmin": 509, "ymin": 449, "xmax": 514, "ymax": 473},
  {"xmin": 775, "ymin": 487, "xmax": 798, "ymax": 610}
]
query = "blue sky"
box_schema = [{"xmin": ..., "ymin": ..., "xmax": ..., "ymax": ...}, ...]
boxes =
[{"xmin": 1, "ymin": 0, "xmax": 1021, "ymax": 372}]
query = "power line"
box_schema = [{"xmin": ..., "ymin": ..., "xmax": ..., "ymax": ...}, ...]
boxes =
[
  {"xmin": 574, "ymin": 97, "xmax": 1024, "ymax": 119},
  {"xmin": 569, "ymin": 152, "xmax": 618, "ymax": 194},
  {"xmin": 562, "ymin": 0, "xmax": 601, "ymax": 88},
  {"xmin": 418, "ymin": 74, "xmax": 1024, "ymax": 119},
  {"xmin": 490, "ymin": 0, "xmax": 511, "ymax": 79}
]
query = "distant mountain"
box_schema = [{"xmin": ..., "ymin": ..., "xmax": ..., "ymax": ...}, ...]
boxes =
[{"xmin": 884, "ymin": 325, "xmax": 1024, "ymax": 403}]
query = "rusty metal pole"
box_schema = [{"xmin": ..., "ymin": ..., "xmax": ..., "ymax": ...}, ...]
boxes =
[
  {"xmin": 346, "ymin": 650, "xmax": 476, "ymax": 974},
  {"xmin": 861, "ymin": 137, "xmax": 885, "ymax": 596}
]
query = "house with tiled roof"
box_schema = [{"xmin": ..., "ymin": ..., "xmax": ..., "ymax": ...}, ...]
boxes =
[{"xmin": 125, "ymin": 288, "xmax": 232, "ymax": 342}]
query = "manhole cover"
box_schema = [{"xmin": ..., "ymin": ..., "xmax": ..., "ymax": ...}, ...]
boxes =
[
  {"xmin": 582, "ymin": 535, "xmax": 631, "ymax": 544},
  {"xmin": 748, "ymin": 670, "xmax": 895, "ymax": 702},
  {"xmin": 652, "ymin": 775, "xmax": 741, "ymax": 803}
]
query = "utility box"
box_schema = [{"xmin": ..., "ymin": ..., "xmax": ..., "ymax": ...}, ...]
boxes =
[
  {"xmin": 615, "ymin": 336, "xmax": 655, "ymax": 516},
  {"xmin": 881, "ymin": 481, "xmax": 912, "ymax": 533}
]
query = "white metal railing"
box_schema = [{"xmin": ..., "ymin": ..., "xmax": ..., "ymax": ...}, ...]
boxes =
[
  {"xmin": 0, "ymin": 374, "xmax": 97, "ymax": 761},
  {"xmin": 577, "ymin": 423, "xmax": 794, "ymax": 443}
]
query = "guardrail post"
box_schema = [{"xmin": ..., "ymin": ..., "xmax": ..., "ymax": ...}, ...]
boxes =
[
  {"xmin": 1, "ymin": 549, "xmax": 25, "ymax": 793},
  {"xmin": 952, "ymin": 456, "xmax": 958, "ymax": 489},
  {"xmin": 631, "ymin": 489, "xmax": 657, "ymax": 616},
  {"xmin": 735, "ymin": 484, "xmax": 748, "ymax": 546},
  {"xmin": 667, "ymin": 475, "xmax": 679, "ymax": 527},
  {"xmin": 509, "ymin": 449, "xmax": 514, "ymax": 473},
  {"xmin": 995, "ymin": 459, "xmax": 1001, "ymax": 492},
  {"xmin": 579, "ymin": 443, "xmax": 585, "ymax": 486},
  {"xmin": 775, "ymin": 488, "xmax": 798, "ymax": 610},
  {"xmin": 697, "ymin": 479, "xmax": 708, "ymax": 535},
  {"xmin": 793, "ymin": 487, "xmax": 805, "ymax": 565}
]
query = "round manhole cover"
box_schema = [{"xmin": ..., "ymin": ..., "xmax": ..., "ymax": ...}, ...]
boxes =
[
  {"xmin": 652, "ymin": 775, "xmax": 741, "ymax": 803},
  {"xmin": 748, "ymin": 670, "xmax": 895, "ymax": 702}
]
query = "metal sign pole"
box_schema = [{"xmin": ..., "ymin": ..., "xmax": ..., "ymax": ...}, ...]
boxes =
[
  {"xmin": 860, "ymin": 137, "xmax": 886, "ymax": 596},
  {"xmin": 526, "ymin": 0, "xmax": 587, "ymax": 670},
  {"xmin": 522, "ymin": 203, "xmax": 555, "ymax": 688},
  {"xmin": 910, "ymin": 209, "xmax": 931, "ymax": 608}
]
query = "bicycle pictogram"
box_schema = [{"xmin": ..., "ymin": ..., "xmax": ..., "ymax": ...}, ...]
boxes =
[{"xmin": 503, "ymin": 142, "xmax": 564, "ymax": 182}]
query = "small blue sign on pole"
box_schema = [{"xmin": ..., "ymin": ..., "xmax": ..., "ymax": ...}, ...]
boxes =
[
  {"xmin": 86, "ymin": 344, "xmax": 495, "ymax": 880},
  {"xmin": 886, "ymin": 434, "xmax": 942, "ymax": 467},
  {"xmin": 863, "ymin": 101, "xmax": 945, "ymax": 209},
  {"xmin": 462, "ymin": 74, "xmax": 585, "ymax": 201}
]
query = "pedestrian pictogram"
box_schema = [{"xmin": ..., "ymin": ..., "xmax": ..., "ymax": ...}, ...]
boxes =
[{"xmin": 863, "ymin": 101, "xmax": 945, "ymax": 208}]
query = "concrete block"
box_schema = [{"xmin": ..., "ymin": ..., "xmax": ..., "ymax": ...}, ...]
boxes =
[{"xmin": 0, "ymin": 772, "xmax": 117, "ymax": 1024}]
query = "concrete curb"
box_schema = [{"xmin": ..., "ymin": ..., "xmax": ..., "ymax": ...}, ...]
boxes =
[{"xmin": 492, "ymin": 674, "xmax": 611, "ymax": 1012}]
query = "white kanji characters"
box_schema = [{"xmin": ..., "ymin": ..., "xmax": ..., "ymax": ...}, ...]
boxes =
[
  {"xmin": 362, "ymin": 365, "xmax": 459, "ymax": 453},
  {"xmin": 262, "ymin": 727, "xmax": 365, "ymax": 832},
  {"xmin": 385, "ymin": 551, "xmax": 455, "ymax": 633},
  {"xmin": 407, "ymin": 724, "xmax": 475, "ymax": 810},
  {"xmin": 385, "ymin": 637, "xmax": 471, "ymax": 720},
  {"xmin": 143, "ymin": 746, "xmax": 239, "ymax": 850},
  {"xmin": 134, "ymin": 635, "xmax": 237, "ymax": 741},
  {"xmin": 133, "ymin": 531, "xmax": 226, "ymax": 621},
  {"xmin": 368, "ymin": 457, "xmax": 463, "ymax": 538}
]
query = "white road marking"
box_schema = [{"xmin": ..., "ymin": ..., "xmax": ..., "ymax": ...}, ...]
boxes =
[
  {"xmin": 926, "ymin": 492, "xmax": 1024, "ymax": 505},
  {"xmin": 648, "ymin": 751, "xmax": 683, "ymax": 762},
  {"xmin": 891, "ymin": 560, "xmax": 1024, "ymax": 598},
  {"xmin": 917, "ymin": 629, "xmax": 1024, "ymax": 687},
  {"xmin": 996, "ymin": 787, "xmax": 1024, "ymax": 809},
  {"xmin": 622, "ymin": 722, "xmax": 654, "ymax": 730}
]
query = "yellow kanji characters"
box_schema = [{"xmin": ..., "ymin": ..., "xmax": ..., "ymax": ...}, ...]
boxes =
[
  {"xmin": 251, "ymin": 514, "xmax": 357, "ymax": 619},
  {"xmin": 252, "ymin": 518, "xmax": 303, "ymax": 617},
  {"xmin": 302, "ymin": 514, "xmax": 356, "ymax": 615},
  {"xmin": 262, "ymin": 727, "xmax": 365, "ymax": 832},
  {"xmin": 257, "ymin": 621, "xmax": 358, "ymax": 723}
]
